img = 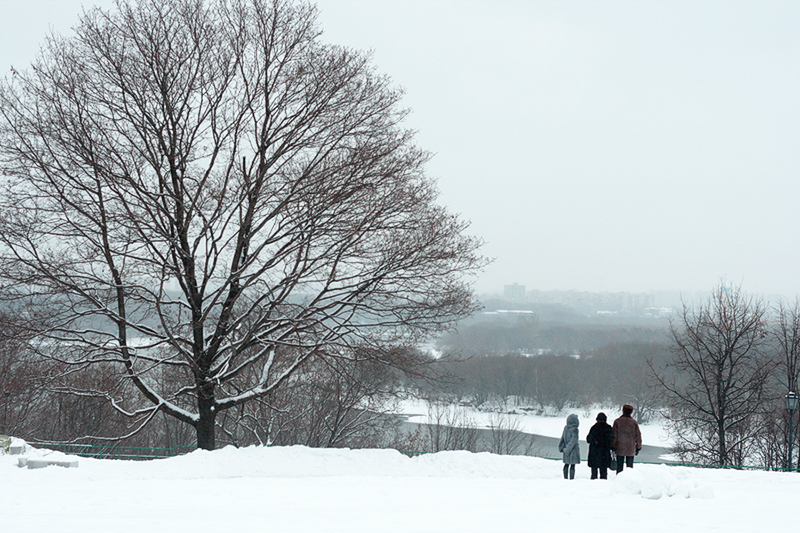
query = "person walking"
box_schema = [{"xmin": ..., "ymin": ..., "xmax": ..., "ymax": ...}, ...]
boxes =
[
  {"xmin": 586, "ymin": 412, "xmax": 614, "ymax": 479},
  {"xmin": 612, "ymin": 404, "xmax": 642, "ymax": 473},
  {"xmin": 558, "ymin": 413, "xmax": 580, "ymax": 479}
]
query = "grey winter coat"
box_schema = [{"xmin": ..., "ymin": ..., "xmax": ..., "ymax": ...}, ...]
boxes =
[{"xmin": 558, "ymin": 414, "xmax": 581, "ymax": 465}]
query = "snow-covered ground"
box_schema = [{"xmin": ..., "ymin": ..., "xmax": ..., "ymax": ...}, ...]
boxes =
[{"xmin": 4, "ymin": 441, "xmax": 800, "ymax": 532}]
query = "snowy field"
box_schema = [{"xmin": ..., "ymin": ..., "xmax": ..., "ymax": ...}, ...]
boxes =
[{"xmin": 4, "ymin": 441, "xmax": 800, "ymax": 532}]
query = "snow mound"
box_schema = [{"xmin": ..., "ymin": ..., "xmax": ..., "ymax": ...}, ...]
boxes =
[
  {"xmin": 611, "ymin": 464, "xmax": 713, "ymax": 499},
  {"xmin": 0, "ymin": 436, "xmax": 28, "ymax": 455},
  {"xmin": 3, "ymin": 440, "xmax": 80, "ymax": 469},
  {"xmin": 90, "ymin": 445, "xmax": 568, "ymax": 480}
]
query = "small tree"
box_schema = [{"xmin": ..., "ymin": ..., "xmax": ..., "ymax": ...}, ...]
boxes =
[
  {"xmin": 0, "ymin": 0, "xmax": 483, "ymax": 449},
  {"xmin": 217, "ymin": 347, "xmax": 417, "ymax": 449},
  {"xmin": 487, "ymin": 412, "xmax": 537, "ymax": 455},
  {"xmin": 423, "ymin": 401, "xmax": 479, "ymax": 452},
  {"xmin": 651, "ymin": 283, "xmax": 774, "ymax": 466}
]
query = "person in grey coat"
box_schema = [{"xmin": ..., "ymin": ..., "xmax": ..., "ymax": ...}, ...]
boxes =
[{"xmin": 558, "ymin": 413, "xmax": 580, "ymax": 479}]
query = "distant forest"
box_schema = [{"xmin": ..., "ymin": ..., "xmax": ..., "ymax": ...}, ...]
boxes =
[{"xmin": 429, "ymin": 299, "xmax": 673, "ymax": 422}]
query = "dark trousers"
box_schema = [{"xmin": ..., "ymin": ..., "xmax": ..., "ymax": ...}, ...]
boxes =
[
  {"xmin": 616, "ymin": 456, "xmax": 634, "ymax": 473},
  {"xmin": 591, "ymin": 466, "xmax": 608, "ymax": 479},
  {"xmin": 563, "ymin": 464, "xmax": 575, "ymax": 479}
]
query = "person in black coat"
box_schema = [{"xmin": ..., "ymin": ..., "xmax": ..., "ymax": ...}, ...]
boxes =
[{"xmin": 586, "ymin": 412, "xmax": 614, "ymax": 480}]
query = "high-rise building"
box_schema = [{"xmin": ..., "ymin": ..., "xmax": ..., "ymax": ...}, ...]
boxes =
[{"xmin": 503, "ymin": 283, "xmax": 526, "ymax": 301}]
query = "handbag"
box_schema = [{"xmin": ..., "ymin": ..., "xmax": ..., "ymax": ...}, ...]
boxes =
[{"xmin": 609, "ymin": 451, "xmax": 617, "ymax": 471}]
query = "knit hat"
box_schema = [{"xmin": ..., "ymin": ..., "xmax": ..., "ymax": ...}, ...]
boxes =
[{"xmin": 596, "ymin": 412, "xmax": 607, "ymax": 422}]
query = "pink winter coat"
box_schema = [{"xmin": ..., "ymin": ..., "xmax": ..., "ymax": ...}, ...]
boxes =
[{"xmin": 612, "ymin": 414, "xmax": 642, "ymax": 457}]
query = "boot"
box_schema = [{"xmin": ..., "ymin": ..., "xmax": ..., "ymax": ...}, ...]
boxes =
[
  {"xmin": 569, "ymin": 464, "xmax": 575, "ymax": 480},
  {"xmin": 563, "ymin": 465, "xmax": 569, "ymax": 479}
]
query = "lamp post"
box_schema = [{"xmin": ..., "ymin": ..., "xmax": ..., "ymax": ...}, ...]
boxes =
[{"xmin": 786, "ymin": 391, "xmax": 799, "ymax": 471}]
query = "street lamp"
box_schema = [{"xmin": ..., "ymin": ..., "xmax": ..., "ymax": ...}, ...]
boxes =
[{"xmin": 786, "ymin": 391, "xmax": 799, "ymax": 471}]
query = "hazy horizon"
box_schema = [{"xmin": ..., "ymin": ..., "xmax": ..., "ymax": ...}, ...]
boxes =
[{"xmin": 2, "ymin": 1, "xmax": 800, "ymax": 299}]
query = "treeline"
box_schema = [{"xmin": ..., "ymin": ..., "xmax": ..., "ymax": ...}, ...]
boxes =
[
  {"xmin": 0, "ymin": 326, "xmax": 545, "ymax": 458},
  {"xmin": 426, "ymin": 341, "xmax": 671, "ymax": 423},
  {"xmin": 437, "ymin": 312, "xmax": 671, "ymax": 356},
  {"xmin": 0, "ymin": 306, "xmax": 675, "ymax": 450},
  {"xmin": 431, "ymin": 311, "xmax": 672, "ymax": 422},
  {"xmin": 0, "ymin": 305, "xmax": 672, "ymax": 452}
]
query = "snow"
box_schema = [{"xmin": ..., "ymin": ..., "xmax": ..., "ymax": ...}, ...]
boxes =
[
  {"xmin": 398, "ymin": 398, "xmax": 673, "ymax": 447},
  {"xmin": 3, "ymin": 441, "xmax": 799, "ymax": 532}
]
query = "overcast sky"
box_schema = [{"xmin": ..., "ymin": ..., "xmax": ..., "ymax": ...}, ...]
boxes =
[{"xmin": 2, "ymin": 1, "xmax": 799, "ymax": 298}]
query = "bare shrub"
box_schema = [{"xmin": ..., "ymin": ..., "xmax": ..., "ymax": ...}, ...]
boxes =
[{"xmin": 423, "ymin": 401, "xmax": 479, "ymax": 452}]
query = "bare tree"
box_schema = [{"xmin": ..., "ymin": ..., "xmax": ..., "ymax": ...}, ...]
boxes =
[
  {"xmin": 530, "ymin": 354, "xmax": 583, "ymax": 411},
  {"xmin": 486, "ymin": 412, "xmax": 537, "ymax": 455},
  {"xmin": 651, "ymin": 283, "xmax": 774, "ymax": 466},
  {"xmin": 0, "ymin": 312, "xmax": 46, "ymax": 437},
  {"xmin": 217, "ymin": 347, "xmax": 417, "ymax": 449},
  {"xmin": 423, "ymin": 401, "xmax": 479, "ymax": 452},
  {"xmin": 772, "ymin": 299, "xmax": 800, "ymax": 393},
  {"xmin": 0, "ymin": 0, "xmax": 483, "ymax": 449},
  {"xmin": 768, "ymin": 298, "xmax": 800, "ymax": 469}
]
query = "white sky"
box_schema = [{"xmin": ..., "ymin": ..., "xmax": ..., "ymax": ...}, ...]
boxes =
[{"xmin": 2, "ymin": 0, "xmax": 800, "ymax": 297}]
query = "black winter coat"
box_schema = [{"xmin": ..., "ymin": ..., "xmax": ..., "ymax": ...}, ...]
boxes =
[{"xmin": 586, "ymin": 421, "xmax": 614, "ymax": 468}]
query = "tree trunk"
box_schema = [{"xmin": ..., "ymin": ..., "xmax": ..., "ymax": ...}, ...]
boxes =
[{"xmin": 197, "ymin": 390, "xmax": 217, "ymax": 450}]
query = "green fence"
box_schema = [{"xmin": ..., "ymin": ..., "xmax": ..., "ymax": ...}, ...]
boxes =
[
  {"xmin": 29, "ymin": 443, "xmax": 800, "ymax": 471},
  {"xmin": 33, "ymin": 442, "xmax": 194, "ymax": 460}
]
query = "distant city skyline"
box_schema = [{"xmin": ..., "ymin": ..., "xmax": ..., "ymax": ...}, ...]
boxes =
[{"xmin": 494, "ymin": 282, "xmax": 791, "ymax": 310}]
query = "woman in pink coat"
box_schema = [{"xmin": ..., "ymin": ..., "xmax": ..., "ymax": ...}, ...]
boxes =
[{"xmin": 612, "ymin": 404, "xmax": 642, "ymax": 473}]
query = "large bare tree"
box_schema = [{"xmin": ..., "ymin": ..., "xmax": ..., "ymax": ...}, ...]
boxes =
[
  {"xmin": 651, "ymin": 284, "xmax": 774, "ymax": 466},
  {"xmin": 0, "ymin": 0, "xmax": 483, "ymax": 449}
]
